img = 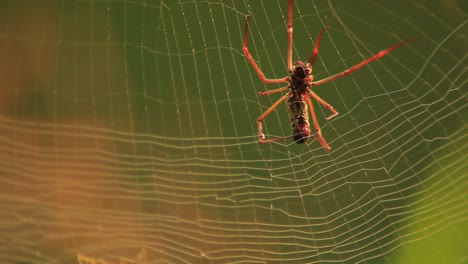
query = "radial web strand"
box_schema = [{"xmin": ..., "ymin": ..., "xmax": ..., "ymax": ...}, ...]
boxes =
[{"xmin": 0, "ymin": 0, "xmax": 466, "ymax": 263}]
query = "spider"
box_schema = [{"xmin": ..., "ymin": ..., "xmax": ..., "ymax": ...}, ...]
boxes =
[{"xmin": 243, "ymin": 0, "xmax": 415, "ymax": 151}]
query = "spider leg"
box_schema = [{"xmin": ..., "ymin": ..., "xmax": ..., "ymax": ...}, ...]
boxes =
[
  {"xmin": 306, "ymin": 88, "xmax": 338, "ymax": 120},
  {"xmin": 258, "ymin": 85, "xmax": 290, "ymax": 96},
  {"xmin": 309, "ymin": 26, "xmax": 329, "ymax": 66},
  {"xmin": 304, "ymin": 94, "xmax": 331, "ymax": 151},
  {"xmin": 243, "ymin": 16, "xmax": 289, "ymax": 84},
  {"xmin": 310, "ymin": 38, "xmax": 417, "ymax": 87},
  {"xmin": 287, "ymin": 0, "xmax": 294, "ymax": 71},
  {"xmin": 257, "ymin": 92, "xmax": 292, "ymax": 143}
]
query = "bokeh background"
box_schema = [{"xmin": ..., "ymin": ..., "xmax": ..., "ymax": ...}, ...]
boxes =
[{"xmin": 0, "ymin": 0, "xmax": 466, "ymax": 263}]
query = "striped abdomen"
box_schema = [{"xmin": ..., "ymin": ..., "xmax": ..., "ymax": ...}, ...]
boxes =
[{"xmin": 287, "ymin": 96, "xmax": 310, "ymax": 143}]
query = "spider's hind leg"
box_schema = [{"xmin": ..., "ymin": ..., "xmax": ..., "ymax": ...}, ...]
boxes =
[
  {"xmin": 304, "ymin": 94, "xmax": 331, "ymax": 151},
  {"xmin": 256, "ymin": 92, "xmax": 291, "ymax": 143},
  {"xmin": 307, "ymin": 89, "xmax": 338, "ymax": 121}
]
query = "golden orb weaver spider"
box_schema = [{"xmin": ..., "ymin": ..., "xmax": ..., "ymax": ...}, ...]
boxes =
[{"xmin": 243, "ymin": 0, "xmax": 416, "ymax": 151}]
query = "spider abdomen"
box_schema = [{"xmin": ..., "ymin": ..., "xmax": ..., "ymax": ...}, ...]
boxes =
[{"xmin": 287, "ymin": 96, "xmax": 310, "ymax": 143}]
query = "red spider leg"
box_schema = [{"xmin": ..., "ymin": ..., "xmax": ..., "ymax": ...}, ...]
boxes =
[
  {"xmin": 304, "ymin": 95, "xmax": 331, "ymax": 151},
  {"xmin": 311, "ymin": 38, "xmax": 417, "ymax": 87},
  {"xmin": 258, "ymin": 85, "xmax": 290, "ymax": 96},
  {"xmin": 309, "ymin": 26, "xmax": 329, "ymax": 66},
  {"xmin": 287, "ymin": 0, "xmax": 294, "ymax": 71},
  {"xmin": 243, "ymin": 16, "xmax": 289, "ymax": 84},
  {"xmin": 306, "ymin": 88, "xmax": 339, "ymax": 120},
  {"xmin": 257, "ymin": 92, "xmax": 292, "ymax": 143}
]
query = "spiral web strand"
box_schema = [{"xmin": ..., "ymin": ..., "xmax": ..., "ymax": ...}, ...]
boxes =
[{"xmin": 0, "ymin": 0, "xmax": 466, "ymax": 263}]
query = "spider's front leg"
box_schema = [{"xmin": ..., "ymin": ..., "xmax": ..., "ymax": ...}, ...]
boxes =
[
  {"xmin": 310, "ymin": 38, "xmax": 418, "ymax": 87},
  {"xmin": 242, "ymin": 16, "xmax": 289, "ymax": 84}
]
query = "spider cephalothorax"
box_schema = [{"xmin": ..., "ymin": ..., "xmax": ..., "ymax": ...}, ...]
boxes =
[
  {"xmin": 242, "ymin": 0, "xmax": 415, "ymax": 150},
  {"xmin": 291, "ymin": 61, "xmax": 311, "ymax": 80},
  {"xmin": 290, "ymin": 61, "xmax": 312, "ymax": 93}
]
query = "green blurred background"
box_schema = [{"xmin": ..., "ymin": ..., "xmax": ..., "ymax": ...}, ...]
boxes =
[{"xmin": 0, "ymin": 0, "xmax": 466, "ymax": 263}]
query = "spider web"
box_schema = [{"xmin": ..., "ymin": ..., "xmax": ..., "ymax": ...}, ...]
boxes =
[{"xmin": 0, "ymin": 0, "xmax": 466, "ymax": 263}]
